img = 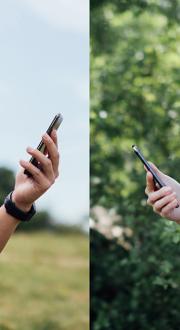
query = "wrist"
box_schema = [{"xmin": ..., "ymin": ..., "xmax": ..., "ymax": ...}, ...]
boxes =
[{"xmin": 11, "ymin": 192, "xmax": 33, "ymax": 213}]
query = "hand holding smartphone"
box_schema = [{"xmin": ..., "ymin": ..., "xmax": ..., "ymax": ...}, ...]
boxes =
[
  {"xmin": 132, "ymin": 145, "xmax": 165, "ymax": 188},
  {"xmin": 132, "ymin": 145, "xmax": 179, "ymax": 208},
  {"xmin": 24, "ymin": 113, "xmax": 63, "ymax": 176}
]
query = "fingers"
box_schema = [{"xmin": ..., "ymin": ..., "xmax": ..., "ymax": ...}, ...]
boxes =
[
  {"xmin": 147, "ymin": 186, "xmax": 172, "ymax": 205},
  {"xmin": 146, "ymin": 185, "xmax": 179, "ymax": 216},
  {"xmin": 144, "ymin": 162, "xmax": 179, "ymax": 218},
  {"xmin": 20, "ymin": 159, "xmax": 53, "ymax": 193},
  {"xmin": 23, "ymin": 130, "xmax": 59, "ymax": 184},
  {"xmin": 26, "ymin": 147, "xmax": 55, "ymax": 182},
  {"xmin": 160, "ymin": 199, "xmax": 179, "ymax": 218},
  {"xmin": 20, "ymin": 160, "xmax": 44, "ymax": 183},
  {"xmin": 42, "ymin": 133, "xmax": 60, "ymax": 177},
  {"xmin": 152, "ymin": 192, "xmax": 176, "ymax": 213},
  {"xmin": 50, "ymin": 129, "xmax": 58, "ymax": 148},
  {"xmin": 144, "ymin": 162, "xmax": 164, "ymax": 194}
]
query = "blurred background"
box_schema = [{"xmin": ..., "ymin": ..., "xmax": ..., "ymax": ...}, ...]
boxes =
[
  {"xmin": 0, "ymin": 1, "xmax": 89, "ymax": 330},
  {"xmin": 91, "ymin": 1, "xmax": 180, "ymax": 329}
]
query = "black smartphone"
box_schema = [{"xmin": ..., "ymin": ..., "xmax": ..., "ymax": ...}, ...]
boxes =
[
  {"xmin": 24, "ymin": 113, "xmax": 63, "ymax": 176},
  {"xmin": 132, "ymin": 144, "xmax": 179, "ymax": 208},
  {"xmin": 132, "ymin": 145, "xmax": 166, "ymax": 188}
]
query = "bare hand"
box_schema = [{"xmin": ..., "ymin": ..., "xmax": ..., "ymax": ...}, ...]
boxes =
[
  {"xmin": 145, "ymin": 163, "xmax": 180, "ymax": 223},
  {"xmin": 12, "ymin": 130, "xmax": 59, "ymax": 212}
]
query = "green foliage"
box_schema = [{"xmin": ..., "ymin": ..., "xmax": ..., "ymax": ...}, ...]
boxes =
[
  {"xmin": 91, "ymin": 1, "xmax": 180, "ymax": 329},
  {"xmin": 0, "ymin": 167, "xmax": 15, "ymax": 205},
  {"xmin": 91, "ymin": 229, "xmax": 180, "ymax": 330},
  {"xmin": 16, "ymin": 210, "xmax": 53, "ymax": 232}
]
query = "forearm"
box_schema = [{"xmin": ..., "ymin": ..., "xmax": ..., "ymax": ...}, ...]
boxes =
[{"xmin": 0, "ymin": 205, "xmax": 20, "ymax": 253}]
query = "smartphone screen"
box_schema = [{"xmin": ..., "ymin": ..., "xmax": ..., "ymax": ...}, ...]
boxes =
[{"xmin": 24, "ymin": 113, "xmax": 63, "ymax": 176}]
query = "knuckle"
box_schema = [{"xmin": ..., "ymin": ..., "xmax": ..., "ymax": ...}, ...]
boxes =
[
  {"xmin": 32, "ymin": 150, "xmax": 38, "ymax": 158},
  {"xmin": 165, "ymin": 187, "xmax": 172, "ymax": 193},
  {"xmin": 160, "ymin": 211, "xmax": 166, "ymax": 218},
  {"xmin": 153, "ymin": 205, "xmax": 158, "ymax": 213},
  {"xmin": 25, "ymin": 163, "xmax": 31, "ymax": 170},
  {"xmin": 46, "ymin": 137, "xmax": 53, "ymax": 145},
  {"xmin": 147, "ymin": 198, "xmax": 150, "ymax": 205},
  {"xmin": 46, "ymin": 158, "xmax": 51, "ymax": 167},
  {"xmin": 26, "ymin": 163, "xmax": 31, "ymax": 171},
  {"xmin": 43, "ymin": 181, "xmax": 51, "ymax": 191},
  {"xmin": 44, "ymin": 136, "xmax": 50, "ymax": 143},
  {"xmin": 34, "ymin": 167, "xmax": 41, "ymax": 176},
  {"xmin": 43, "ymin": 176, "xmax": 55, "ymax": 190},
  {"xmin": 154, "ymin": 202, "xmax": 160, "ymax": 211},
  {"xmin": 149, "ymin": 195, "xmax": 154, "ymax": 203},
  {"xmin": 50, "ymin": 175, "xmax": 56, "ymax": 185}
]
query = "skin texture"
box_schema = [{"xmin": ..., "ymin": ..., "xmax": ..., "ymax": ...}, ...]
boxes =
[
  {"xmin": 145, "ymin": 162, "xmax": 180, "ymax": 223},
  {"xmin": 0, "ymin": 129, "xmax": 59, "ymax": 253}
]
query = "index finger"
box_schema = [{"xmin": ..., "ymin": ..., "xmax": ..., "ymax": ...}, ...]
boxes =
[
  {"xmin": 50, "ymin": 129, "xmax": 58, "ymax": 148},
  {"xmin": 42, "ymin": 134, "xmax": 59, "ymax": 177}
]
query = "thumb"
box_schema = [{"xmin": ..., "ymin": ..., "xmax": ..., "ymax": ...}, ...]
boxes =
[
  {"xmin": 144, "ymin": 162, "xmax": 165, "ymax": 193},
  {"xmin": 146, "ymin": 171, "xmax": 155, "ymax": 193},
  {"xmin": 144, "ymin": 162, "xmax": 163, "ymax": 177},
  {"xmin": 148, "ymin": 162, "xmax": 159, "ymax": 172},
  {"xmin": 148, "ymin": 162, "xmax": 165, "ymax": 179}
]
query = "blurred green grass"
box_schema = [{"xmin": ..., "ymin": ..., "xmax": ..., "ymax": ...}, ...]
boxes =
[{"xmin": 0, "ymin": 231, "xmax": 89, "ymax": 330}]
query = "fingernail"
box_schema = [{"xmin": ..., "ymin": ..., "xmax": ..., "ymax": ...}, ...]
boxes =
[
  {"xmin": 165, "ymin": 190, "xmax": 171, "ymax": 195},
  {"xmin": 43, "ymin": 133, "xmax": 49, "ymax": 140},
  {"xmin": 52, "ymin": 129, "xmax": 56, "ymax": 136},
  {"xmin": 27, "ymin": 147, "xmax": 33, "ymax": 152},
  {"xmin": 165, "ymin": 187, "xmax": 172, "ymax": 194},
  {"xmin": 166, "ymin": 187, "xmax": 171, "ymax": 191}
]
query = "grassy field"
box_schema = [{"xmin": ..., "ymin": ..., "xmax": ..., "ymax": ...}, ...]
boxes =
[{"xmin": 0, "ymin": 231, "xmax": 89, "ymax": 330}]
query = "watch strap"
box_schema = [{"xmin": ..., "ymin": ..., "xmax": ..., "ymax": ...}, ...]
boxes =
[{"xmin": 4, "ymin": 192, "xmax": 36, "ymax": 222}]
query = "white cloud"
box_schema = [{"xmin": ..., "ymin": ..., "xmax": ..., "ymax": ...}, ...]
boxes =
[{"xmin": 18, "ymin": 0, "xmax": 89, "ymax": 33}]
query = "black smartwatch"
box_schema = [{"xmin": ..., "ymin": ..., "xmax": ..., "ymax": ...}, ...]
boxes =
[{"xmin": 4, "ymin": 192, "xmax": 36, "ymax": 222}]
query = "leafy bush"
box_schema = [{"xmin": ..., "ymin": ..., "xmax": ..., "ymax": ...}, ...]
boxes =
[
  {"xmin": 91, "ymin": 222, "xmax": 180, "ymax": 330},
  {"xmin": 91, "ymin": 221, "xmax": 180, "ymax": 330},
  {"xmin": 91, "ymin": 1, "xmax": 180, "ymax": 329}
]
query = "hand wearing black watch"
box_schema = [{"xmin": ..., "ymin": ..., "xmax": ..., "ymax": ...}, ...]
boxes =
[{"xmin": 4, "ymin": 192, "xmax": 36, "ymax": 222}]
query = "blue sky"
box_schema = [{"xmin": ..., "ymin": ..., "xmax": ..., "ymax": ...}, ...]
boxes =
[{"xmin": 0, "ymin": 0, "xmax": 89, "ymax": 224}]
